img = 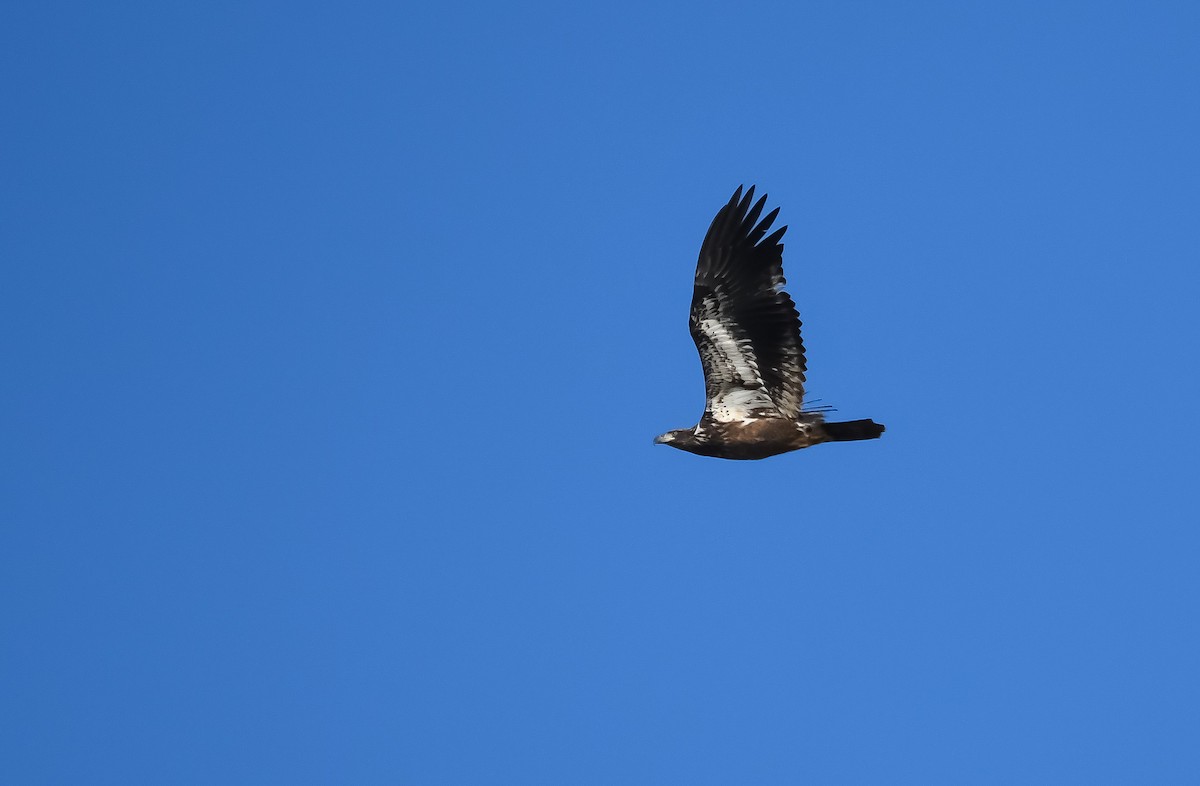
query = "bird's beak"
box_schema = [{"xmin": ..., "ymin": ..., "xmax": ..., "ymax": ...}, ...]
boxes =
[{"xmin": 653, "ymin": 433, "xmax": 672, "ymax": 445}]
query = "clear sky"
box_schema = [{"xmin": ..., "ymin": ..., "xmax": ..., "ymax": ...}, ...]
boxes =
[{"xmin": 3, "ymin": 1, "xmax": 1199, "ymax": 783}]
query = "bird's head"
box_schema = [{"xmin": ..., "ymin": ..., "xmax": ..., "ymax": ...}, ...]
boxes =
[{"xmin": 653, "ymin": 429, "xmax": 689, "ymax": 447}]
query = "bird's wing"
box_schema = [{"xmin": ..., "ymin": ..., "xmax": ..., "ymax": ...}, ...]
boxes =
[{"xmin": 689, "ymin": 186, "xmax": 807, "ymax": 422}]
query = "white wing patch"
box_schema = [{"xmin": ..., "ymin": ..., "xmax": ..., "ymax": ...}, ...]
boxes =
[
  {"xmin": 710, "ymin": 387, "xmax": 777, "ymax": 422},
  {"xmin": 694, "ymin": 301, "xmax": 782, "ymax": 422},
  {"xmin": 697, "ymin": 316, "xmax": 759, "ymax": 386}
]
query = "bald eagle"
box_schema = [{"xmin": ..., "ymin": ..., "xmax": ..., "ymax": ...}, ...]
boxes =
[{"xmin": 654, "ymin": 186, "xmax": 884, "ymax": 460}]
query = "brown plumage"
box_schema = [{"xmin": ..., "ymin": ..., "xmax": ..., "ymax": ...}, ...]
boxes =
[{"xmin": 654, "ymin": 186, "xmax": 884, "ymax": 460}]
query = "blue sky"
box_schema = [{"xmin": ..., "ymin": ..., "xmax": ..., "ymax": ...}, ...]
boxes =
[{"xmin": 3, "ymin": 1, "xmax": 1199, "ymax": 783}]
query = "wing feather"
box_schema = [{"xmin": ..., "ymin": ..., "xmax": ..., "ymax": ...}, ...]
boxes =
[{"xmin": 688, "ymin": 186, "xmax": 807, "ymax": 421}]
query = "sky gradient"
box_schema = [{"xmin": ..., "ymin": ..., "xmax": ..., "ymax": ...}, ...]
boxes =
[{"xmin": 3, "ymin": 1, "xmax": 1200, "ymax": 783}]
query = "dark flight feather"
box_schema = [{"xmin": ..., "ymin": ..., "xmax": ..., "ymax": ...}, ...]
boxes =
[{"xmin": 689, "ymin": 186, "xmax": 807, "ymax": 420}]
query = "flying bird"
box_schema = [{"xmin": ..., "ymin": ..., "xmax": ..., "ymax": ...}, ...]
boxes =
[{"xmin": 654, "ymin": 186, "xmax": 884, "ymax": 460}]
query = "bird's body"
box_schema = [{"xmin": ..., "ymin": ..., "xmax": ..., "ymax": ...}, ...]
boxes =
[{"xmin": 654, "ymin": 186, "xmax": 884, "ymax": 460}]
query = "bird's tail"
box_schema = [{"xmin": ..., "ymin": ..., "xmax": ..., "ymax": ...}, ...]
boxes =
[{"xmin": 822, "ymin": 419, "xmax": 885, "ymax": 442}]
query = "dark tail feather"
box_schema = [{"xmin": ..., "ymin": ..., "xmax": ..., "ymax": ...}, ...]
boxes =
[{"xmin": 823, "ymin": 419, "xmax": 885, "ymax": 442}]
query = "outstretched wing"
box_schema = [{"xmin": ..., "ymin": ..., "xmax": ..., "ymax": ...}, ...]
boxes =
[{"xmin": 689, "ymin": 186, "xmax": 807, "ymax": 422}]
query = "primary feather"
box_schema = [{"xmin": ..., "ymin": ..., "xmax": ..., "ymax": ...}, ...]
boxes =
[{"xmin": 690, "ymin": 185, "xmax": 806, "ymax": 422}]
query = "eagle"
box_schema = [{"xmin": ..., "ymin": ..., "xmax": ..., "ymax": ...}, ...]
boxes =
[{"xmin": 654, "ymin": 186, "xmax": 884, "ymax": 460}]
